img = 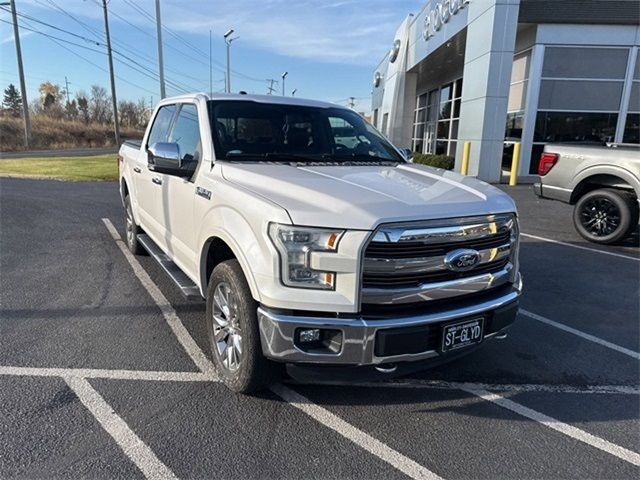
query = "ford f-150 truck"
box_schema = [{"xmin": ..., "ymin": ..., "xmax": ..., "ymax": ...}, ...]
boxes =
[
  {"xmin": 118, "ymin": 93, "xmax": 522, "ymax": 393},
  {"xmin": 534, "ymin": 143, "xmax": 640, "ymax": 244}
]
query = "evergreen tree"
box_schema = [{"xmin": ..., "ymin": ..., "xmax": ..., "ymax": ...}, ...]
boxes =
[{"xmin": 3, "ymin": 84, "xmax": 22, "ymax": 117}]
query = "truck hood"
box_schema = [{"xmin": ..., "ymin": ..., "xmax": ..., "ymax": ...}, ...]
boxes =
[{"xmin": 221, "ymin": 163, "xmax": 516, "ymax": 230}]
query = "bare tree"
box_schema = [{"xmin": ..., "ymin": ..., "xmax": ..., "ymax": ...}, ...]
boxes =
[
  {"xmin": 89, "ymin": 85, "xmax": 111, "ymax": 124},
  {"xmin": 76, "ymin": 90, "xmax": 90, "ymax": 123}
]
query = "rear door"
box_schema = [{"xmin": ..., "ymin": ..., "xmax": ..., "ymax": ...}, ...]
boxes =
[{"xmin": 135, "ymin": 104, "xmax": 177, "ymax": 244}]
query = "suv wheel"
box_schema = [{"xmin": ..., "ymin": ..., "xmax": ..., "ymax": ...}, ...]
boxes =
[
  {"xmin": 206, "ymin": 259, "xmax": 281, "ymax": 393},
  {"xmin": 124, "ymin": 195, "xmax": 145, "ymax": 255},
  {"xmin": 573, "ymin": 189, "xmax": 638, "ymax": 244}
]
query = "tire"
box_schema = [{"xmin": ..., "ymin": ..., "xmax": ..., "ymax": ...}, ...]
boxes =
[
  {"xmin": 124, "ymin": 195, "xmax": 145, "ymax": 255},
  {"xmin": 573, "ymin": 189, "xmax": 638, "ymax": 244},
  {"xmin": 206, "ymin": 259, "xmax": 281, "ymax": 393}
]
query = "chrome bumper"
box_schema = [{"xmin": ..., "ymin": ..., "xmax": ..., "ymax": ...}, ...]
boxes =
[{"xmin": 257, "ymin": 275, "xmax": 522, "ymax": 366}]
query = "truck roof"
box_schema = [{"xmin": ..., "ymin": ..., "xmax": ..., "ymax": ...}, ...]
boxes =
[{"xmin": 158, "ymin": 92, "xmax": 343, "ymax": 110}]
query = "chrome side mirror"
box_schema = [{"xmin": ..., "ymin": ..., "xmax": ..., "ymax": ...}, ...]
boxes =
[{"xmin": 148, "ymin": 142, "xmax": 181, "ymax": 172}]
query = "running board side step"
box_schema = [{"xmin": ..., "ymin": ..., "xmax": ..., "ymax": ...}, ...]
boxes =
[{"xmin": 136, "ymin": 234, "xmax": 202, "ymax": 300}]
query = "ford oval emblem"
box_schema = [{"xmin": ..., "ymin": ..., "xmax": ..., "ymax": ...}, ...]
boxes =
[{"xmin": 444, "ymin": 249, "xmax": 481, "ymax": 272}]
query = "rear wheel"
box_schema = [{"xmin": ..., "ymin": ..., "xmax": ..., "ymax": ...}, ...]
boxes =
[
  {"xmin": 124, "ymin": 195, "xmax": 145, "ymax": 255},
  {"xmin": 206, "ymin": 259, "xmax": 281, "ymax": 393},
  {"xmin": 573, "ymin": 189, "xmax": 638, "ymax": 244}
]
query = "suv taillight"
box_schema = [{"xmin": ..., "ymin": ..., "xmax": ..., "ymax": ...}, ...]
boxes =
[{"xmin": 538, "ymin": 152, "xmax": 559, "ymax": 176}]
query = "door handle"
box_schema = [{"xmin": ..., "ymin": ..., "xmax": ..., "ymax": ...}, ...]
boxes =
[
  {"xmin": 152, "ymin": 177, "xmax": 162, "ymax": 185},
  {"xmin": 133, "ymin": 167, "xmax": 141, "ymax": 173}
]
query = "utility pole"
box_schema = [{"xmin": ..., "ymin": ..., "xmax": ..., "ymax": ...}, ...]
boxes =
[
  {"xmin": 101, "ymin": 0, "xmax": 120, "ymax": 145},
  {"xmin": 6, "ymin": 0, "xmax": 30, "ymax": 148},
  {"xmin": 154, "ymin": 0, "xmax": 166, "ymax": 98},
  {"xmin": 348, "ymin": 97, "xmax": 356, "ymax": 109},
  {"xmin": 223, "ymin": 29, "xmax": 236, "ymax": 94},
  {"xmin": 209, "ymin": 29, "xmax": 212, "ymax": 93},
  {"xmin": 266, "ymin": 79, "xmax": 277, "ymax": 95},
  {"xmin": 64, "ymin": 76, "xmax": 71, "ymax": 105},
  {"xmin": 281, "ymin": 71, "xmax": 288, "ymax": 96}
]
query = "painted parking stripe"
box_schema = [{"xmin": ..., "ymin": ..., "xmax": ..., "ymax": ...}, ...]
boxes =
[
  {"xmin": 65, "ymin": 377, "xmax": 178, "ymax": 479},
  {"xmin": 0, "ymin": 365, "xmax": 214, "ymax": 382},
  {"xmin": 461, "ymin": 385, "xmax": 640, "ymax": 467},
  {"xmin": 299, "ymin": 379, "xmax": 640, "ymax": 395},
  {"xmin": 271, "ymin": 383, "xmax": 443, "ymax": 480},
  {"xmin": 521, "ymin": 232, "xmax": 639, "ymax": 262},
  {"xmin": 102, "ymin": 218, "xmax": 215, "ymax": 374},
  {"xmin": 103, "ymin": 217, "xmax": 442, "ymax": 480},
  {"xmin": 521, "ymin": 309, "xmax": 640, "ymax": 360}
]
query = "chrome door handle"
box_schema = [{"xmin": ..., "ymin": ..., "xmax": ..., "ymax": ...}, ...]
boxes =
[
  {"xmin": 152, "ymin": 177, "xmax": 162, "ymax": 185},
  {"xmin": 133, "ymin": 167, "xmax": 141, "ymax": 173}
]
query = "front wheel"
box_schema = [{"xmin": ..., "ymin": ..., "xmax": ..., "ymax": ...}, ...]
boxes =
[
  {"xmin": 573, "ymin": 189, "xmax": 638, "ymax": 244},
  {"xmin": 206, "ymin": 259, "xmax": 281, "ymax": 393},
  {"xmin": 124, "ymin": 195, "xmax": 145, "ymax": 255}
]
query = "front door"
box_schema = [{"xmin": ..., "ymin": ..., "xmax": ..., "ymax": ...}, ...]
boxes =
[
  {"xmin": 158, "ymin": 103, "xmax": 203, "ymax": 276},
  {"xmin": 136, "ymin": 104, "xmax": 177, "ymax": 245}
]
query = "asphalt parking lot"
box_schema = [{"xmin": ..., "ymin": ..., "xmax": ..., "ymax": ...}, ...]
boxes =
[{"xmin": 1, "ymin": 178, "xmax": 638, "ymax": 479}]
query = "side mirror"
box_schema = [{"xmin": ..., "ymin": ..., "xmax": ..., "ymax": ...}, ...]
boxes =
[
  {"xmin": 400, "ymin": 148, "xmax": 414, "ymax": 161},
  {"xmin": 148, "ymin": 142, "xmax": 181, "ymax": 174}
]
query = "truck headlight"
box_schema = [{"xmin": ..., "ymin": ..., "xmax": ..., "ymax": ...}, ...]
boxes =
[{"xmin": 268, "ymin": 223, "xmax": 344, "ymax": 290}]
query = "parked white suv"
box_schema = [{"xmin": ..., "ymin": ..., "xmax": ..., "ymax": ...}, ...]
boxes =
[{"xmin": 118, "ymin": 93, "xmax": 522, "ymax": 393}]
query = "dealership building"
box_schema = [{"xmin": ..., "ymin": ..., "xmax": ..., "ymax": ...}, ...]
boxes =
[{"xmin": 371, "ymin": 0, "xmax": 640, "ymax": 182}]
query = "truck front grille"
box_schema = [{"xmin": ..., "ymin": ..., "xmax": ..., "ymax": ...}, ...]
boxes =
[{"xmin": 360, "ymin": 214, "xmax": 518, "ymax": 307}]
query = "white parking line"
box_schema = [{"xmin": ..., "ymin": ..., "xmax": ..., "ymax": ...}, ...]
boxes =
[
  {"xmin": 304, "ymin": 379, "xmax": 640, "ymax": 395},
  {"xmin": 102, "ymin": 216, "xmax": 639, "ymax": 476},
  {"xmin": 0, "ymin": 365, "xmax": 214, "ymax": 382},
  {"xmin": 65, "ymin": 377, "xmax": 178, "ymax": 480},
  {"xmin": 271, "ymin": 383, "xmax": 443, "ymax": 480},
  {"xmin": 102, "ymin": 218, "xmax": 215, "ymax": 375},
  {"xmin": 521, "ymin": 309, "xmax": 640, "ymax": 360},
  {"xmin": 103, "ymin": 217, "xmax": 442, "ymax": 480},
  {"xmin": 461, "ymin": 385, "xmax": 640, "ymax": 467},
  {"xmin": 521, "ymin": 232, "xmax": 639, "ymax": 262}
]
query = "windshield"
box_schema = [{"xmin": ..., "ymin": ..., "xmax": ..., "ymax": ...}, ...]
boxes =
[{"xmin": 207, "ymin": 100, "xmax": 403, "ymax": 163}]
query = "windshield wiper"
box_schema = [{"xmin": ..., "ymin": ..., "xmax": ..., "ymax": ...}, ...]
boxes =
[
  {"xmin": 323, "ymin": 153, "xmax": 401, "ymax": 164},
  {"xmin": 224, "ymin": 151, "xmax": 323, "ymax": 163}
]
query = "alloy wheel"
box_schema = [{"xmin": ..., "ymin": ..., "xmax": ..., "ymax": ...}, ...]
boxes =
[
  {"xmin": 579, "ymin": 197, "xmax": 621, "ymax": 237},
  {"xmin": 212, "ymin": 282, "xmax": 243, "ymax": 371}
]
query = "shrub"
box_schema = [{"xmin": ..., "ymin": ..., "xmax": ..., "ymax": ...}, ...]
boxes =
[
  {"xmin": 0, "ymin": 115, "xmax": 144, "ymax": 152},
  {"xmin": 411, "ymin": 153, "xmax": 455, "ymax": 170}
]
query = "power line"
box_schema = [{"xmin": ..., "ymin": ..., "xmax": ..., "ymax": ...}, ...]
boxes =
[
  {"xmin": 0, "ymin": 18, "xmax": 105, "ymax": 54},
  {"xmin": 3, "ymin": 6, "xmax": 196, "ymax": 94},
  {"xmin": 15, "ymin": 16, "xmax": 158, "ymax": 97}
]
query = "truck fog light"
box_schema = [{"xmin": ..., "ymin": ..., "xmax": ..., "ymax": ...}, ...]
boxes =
[{"xmin": 298, "ymin": 328, "xmax": 321, "ymax": 343}]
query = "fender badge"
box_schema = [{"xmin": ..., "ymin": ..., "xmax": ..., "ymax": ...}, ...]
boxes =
[{"xmin": 195, "ymin": 186, "xmax": 211, "ymax": 200}]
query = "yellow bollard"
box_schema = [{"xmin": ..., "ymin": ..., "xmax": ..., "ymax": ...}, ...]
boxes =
[
  {"xmin": 509, "ymin": 142, "xmax": 521, "ymax": 186},
  {"xmin": 461, "ymin": 141, "xmax": 471, "ymax": 175}
]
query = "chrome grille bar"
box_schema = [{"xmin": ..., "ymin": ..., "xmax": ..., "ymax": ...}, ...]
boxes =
[
  {"xmin": 364, "ymin": 242, "xmax": 511, "ymax": 274},
  {"xmin": 361, "ymin": 214, "xmax": 519, "ymax": 306}
]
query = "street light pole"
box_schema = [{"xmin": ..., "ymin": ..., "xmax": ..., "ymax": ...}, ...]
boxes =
[
  {"xmin": 154, "ymin": 0, "xmax": 166, "ymax": 98},
  {"xmin": 281, "ymin": 71, "xmax": 288, "ymax": 96},
  {"xmin": 5, "ymin": 0, "xmax": 30, "ymax": 148},
  {"xmin": 224, "ymin": 29, "xmax": 235, "ymax": 94},
  {"xmin": 101, "ymin": 0, "xmax": 120, "ymax": 146}
]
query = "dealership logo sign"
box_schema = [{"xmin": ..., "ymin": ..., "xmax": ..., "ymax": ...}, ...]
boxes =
[{"xmin": 423, "ymin": 0, "xmax": 468, "ymax": 41}]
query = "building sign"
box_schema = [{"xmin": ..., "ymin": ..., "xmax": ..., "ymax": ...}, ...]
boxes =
[{"xmin": 423, "ymin": 0, "xmax": 468, "ymax": 41}]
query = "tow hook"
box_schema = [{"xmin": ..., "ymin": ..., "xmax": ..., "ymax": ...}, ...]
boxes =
[{"xmin": 375, "ymin": 363, "xmax": 398, "ymax": 374}]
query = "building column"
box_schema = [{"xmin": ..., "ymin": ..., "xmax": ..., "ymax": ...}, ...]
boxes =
[{"xmin": 456, "ymin": 0, "xmax": 520, "ymax": 182}]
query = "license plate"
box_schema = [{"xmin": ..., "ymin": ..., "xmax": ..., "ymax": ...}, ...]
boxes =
[{"xmin": 441, "ymin": 318, "xmax": 484, "ymax": 352}]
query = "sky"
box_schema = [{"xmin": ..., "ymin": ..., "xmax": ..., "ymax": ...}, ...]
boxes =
[{"xmin": 0, "ymin": 0, "xmax": 423, "ymax": 113}]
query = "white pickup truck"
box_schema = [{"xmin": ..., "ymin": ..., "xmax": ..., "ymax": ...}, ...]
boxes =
[{"xmin": 118, "ymin": 93, "xmax": 522, "ymax": 393}]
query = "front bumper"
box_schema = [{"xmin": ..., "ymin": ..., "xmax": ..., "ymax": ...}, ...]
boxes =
[{"xmin": 257, "ymin": 274, "xmax": 522, "ymax": 366}]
